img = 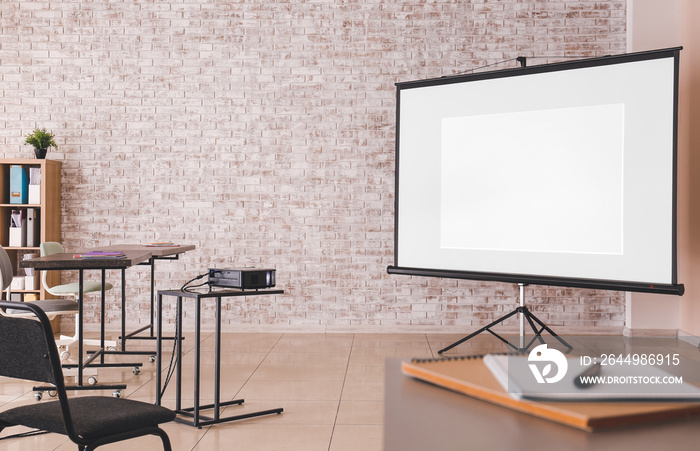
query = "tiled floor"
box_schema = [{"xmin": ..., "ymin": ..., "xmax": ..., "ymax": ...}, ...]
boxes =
[{"xmin": 1, "ymin": 332, "xmax": 699, "ymax": 450}]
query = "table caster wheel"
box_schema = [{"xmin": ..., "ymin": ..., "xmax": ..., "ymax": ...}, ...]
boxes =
[
  {"xmin": 113, "ymin": 390, "xmax": 121, "ymax": 398},
  {"xmin": 87, "ymin": 376, "xmax": 98, "ymax": 385},
  {"xmin": 61, "ymin": 350, "xmax": 70, "ymax": 360},
  {"xmin": 34, "ymin": 392, "xmax": 43, "ymax": 401},
  {"xmin": 132, "ymin": 367, "xmax": 140, "ymax": 375},
  {"xmin": 149, "ymin": 355, "xmax": 156, "ymax": 363}
]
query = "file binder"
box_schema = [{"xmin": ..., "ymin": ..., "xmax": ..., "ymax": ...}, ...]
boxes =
[
  {"xmin": 10, "ymin": 165, "xmax": 28, "ymax": 204},
  {"xmin": 26, "ymin": 208, "xmax": 37, "ymax": 247},
  {"xmin": 28, "ymin": 167, "xmax": 41, "ymax": 204}
]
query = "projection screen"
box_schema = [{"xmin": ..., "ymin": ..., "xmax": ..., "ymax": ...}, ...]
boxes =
[{"xmin": 388, "ymin": 48, "xmax": 684, "ymax": 295}]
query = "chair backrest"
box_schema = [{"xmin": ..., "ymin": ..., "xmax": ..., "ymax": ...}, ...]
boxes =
[
  {"xmin": 40, "ymin": 242, "xmax": 64, "ymax": 295},
  {"xmin": 0, "ymin": 300, "xmax": 78, "ymax": 440},
  {"xmin": 0, "ymin": 302, "xmax": 60, "ymax": 385},
  {"xmin": 0, "ymin": 247, "xmax": 14, "ymax": 293},
  {"xmin": 40, "ymin": 242, "xmax": 64, "ymax": 257}
]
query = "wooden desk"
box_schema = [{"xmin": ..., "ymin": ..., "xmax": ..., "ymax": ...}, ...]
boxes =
[
  {"xmin": 21, "ymin": 250, "xmax": 152, "ymax": 394},
  {"xmin": 385, "ymin": 359, "xmax": 700, "ymax": 451},
  {"xmin": 156, "ymin": 287, "xmax": 284, "ymax": 427}
]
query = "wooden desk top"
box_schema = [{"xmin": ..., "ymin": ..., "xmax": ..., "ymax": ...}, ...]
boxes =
[
  {"xmin": 20, "ymin": 250, "xmax": 152, "ymax": 270},
  {"xmin": 385, "ymin": 359, "xmax": 700, "ymax": 451},
  {"xmin": 83, "ymin": 244, "xmax": 196, "ymax": 258}
]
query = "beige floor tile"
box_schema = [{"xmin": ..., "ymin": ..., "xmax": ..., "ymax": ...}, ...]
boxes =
[
  {"xmin": 250, "ymin": 352, "xmax": 349, "ymax": 381},
  {"xmin": 340, "ymin": 379, "xmax": 384, "ymax": 402},
  {"xmin": 203, "ymin": 332, "xmax": 283, "ymax": 352},
  {"xmin": 329, "ymin": 424, "xmax": 383, "ymax": 451},
  {"xmin": 243, "ymin": 400, "xmax": 340, "ymax": 425},
  {"xmin": 272, "ymin": 333, "xmax": 354, "ymax": 353},
  {"xmin": 336, "ymin": 400, "xmax": 384, "ymax": 425},
  {"xmin": 0, "ymin": 428, "xmax": 69, "ymax": 450},
  {"xmin": 353, "ymin": 333, "xmax": 428, "ymax": 346},
  {"xmin": 344, "ymin": 363, "xmax": 386, "ymax": 382},
  {"xmin": 261, "ymin": 350, "xmax": 350, "ymax": 365},
  {"xmin": 193, "ymin": 424, "xmax": 334, "ymax": 451},
  {"xmin": 236, "ymin": 379, "xmax": 345, "ymax": 401}
]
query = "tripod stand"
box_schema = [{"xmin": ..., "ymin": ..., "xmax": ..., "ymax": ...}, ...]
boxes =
[{"xmin": 438, "ymin": 283, "xmax": 572, "ymax": 354}]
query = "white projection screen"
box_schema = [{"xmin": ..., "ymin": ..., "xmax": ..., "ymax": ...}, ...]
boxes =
[{"xmin": 388, "ymin": 48, "xmax": 684, "ymax": 295}]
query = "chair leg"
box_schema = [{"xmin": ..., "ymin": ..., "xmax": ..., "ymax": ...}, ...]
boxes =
[
  {"xmin": 158, "ymin": 428, "xmax": 173, "ymax": 451},
  {"xmin": 83, "ymin": 428, "xmax": 172, "ymax": 451}
]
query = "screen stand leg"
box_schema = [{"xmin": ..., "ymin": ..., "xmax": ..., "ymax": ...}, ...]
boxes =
[
  {"xmin": 519, "ymin": 283, "xmax": 525, "ymax": 350},
  {"xmin": 438, "ymin": 283, "xmax": 572, "ymax": 355}
]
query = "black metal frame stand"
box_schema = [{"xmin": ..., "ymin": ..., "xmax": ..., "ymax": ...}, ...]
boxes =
[
  {"xmin": 35, "ymin": 268, "xmax": 135, "ymax": 396},
  {"xmin": 122, "ymin": 255, "xmax": 180, "ymax": 344},
  {"xmin": 438, "ymin": 284, "xmax": 572, "ymax": 354},
  {"xmin": 156, "ymin": 287, "xmax": 285, "ymax": 428},
  {"xmin": 97, "ymin": 255, "xmax": 182, "ymax": 361}
]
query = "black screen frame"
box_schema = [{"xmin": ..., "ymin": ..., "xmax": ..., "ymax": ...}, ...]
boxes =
[{"xmin": 388, "ymin": 47, "xmax": 684, "ymax": 296}]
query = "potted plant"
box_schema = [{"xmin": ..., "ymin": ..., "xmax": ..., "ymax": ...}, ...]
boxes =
[{"xmin": 24, "ymin": 128, "xmax": 57, "ymax": 159}]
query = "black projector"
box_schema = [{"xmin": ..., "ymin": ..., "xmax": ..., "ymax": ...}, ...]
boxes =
[{"xmin": 208, "ymin": 268, "xmax": 276, "ymax": 290}]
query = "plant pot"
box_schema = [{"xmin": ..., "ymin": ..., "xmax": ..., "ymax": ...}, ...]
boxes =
[{"xmin": 34, "ymin": 148, "xmax": 48, "ymax": 159}]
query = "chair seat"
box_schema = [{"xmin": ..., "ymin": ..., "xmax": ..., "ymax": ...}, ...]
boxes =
[
  {"xmin": 0, "ymin": 396, "xmax": 175, "ymax": 441},
  {"xmin": 5, "ymin": 299, "xmax": 79, "ymax": 315},
  {"xmin": 47, "ymin": 281, "xmax": 114, "ymax": 296}
]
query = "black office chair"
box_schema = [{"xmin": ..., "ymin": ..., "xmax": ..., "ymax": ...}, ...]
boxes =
[{"xmin": 0, "ymin": 301, "xmax": 176, "ymax": 451}]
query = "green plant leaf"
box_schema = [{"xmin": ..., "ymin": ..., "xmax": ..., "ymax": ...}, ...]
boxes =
[{"xmin": 24, "ymin": 128, "xmax": 57, "ymax": 150}]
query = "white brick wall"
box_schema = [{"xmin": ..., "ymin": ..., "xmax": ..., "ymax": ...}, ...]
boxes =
[{"xmin": 0, "ymin": 0, "xmax": 627, "ymax": 332}]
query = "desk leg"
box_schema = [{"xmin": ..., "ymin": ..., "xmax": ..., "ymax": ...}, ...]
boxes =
[
  {"xmin": 156, "ymin": 293, "xmax": 163, "ymax": 406},
  {"xmin": 105, "ymin": 264, "xmax": 156, "ymax": 357},
  {"xmin": 194, "ymin": 295, "xmax": 201, "ymax": 427},
  {"xmin": 121, "ymin": 268, "xmax": 126, "ymax": 351},
  {"xmin": 100, "ymin": 269, "xmax": 106, "ymax": 364},
  {"xmin": 78, "ymin": 270, "xmax": 84, "ymax": 384},
  {"xmin": 155, "ymin": 294, "xmax": 183, "ymax": 408},
  {"xmin": 150, "ymin": 258, "xmax": 155, "ymax": 337},
  {"xmin": 176, "ymin": 296, "xmax": 183, "ymax": 412},
  {"xmin": 215, "ymin": 296, "xmax": 221, "ymax": 422},
  {"xmin": 87, "ymin": 267, "xmax": 144, "ymax": 367},
  {"xmin": 122, "ymin": 258, "xmax": 154, "ymax": 348},
  {"xmin": 118, "ymin": 258, "xmax": 179, "ymax": 347}
]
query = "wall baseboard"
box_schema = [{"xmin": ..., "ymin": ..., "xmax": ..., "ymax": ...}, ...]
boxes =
[
  {"xmin": 678, "ymin": 329, "xmax": 700, "ymax": 347},
  {"xmin": 623, "ymin": 326, "xmax": 679, "ymax": 337},
  {"xmin": 79, "ymin": 323, "xmax": 625, "ymax": 335}
]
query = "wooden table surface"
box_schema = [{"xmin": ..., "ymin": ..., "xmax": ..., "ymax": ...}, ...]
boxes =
[
  {"xmin": 84, "ymin": 244, "xmax": 196, "ymax": 258},
  {"xmin": 20, "ymin": 250, "xmax": 153, "ymax": 270}
]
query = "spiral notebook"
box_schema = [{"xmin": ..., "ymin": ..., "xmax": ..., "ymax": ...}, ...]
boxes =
[
  {"xmin": 402, "ymin": 355, "xmax": 700, "ymax": 431},
  {"xmin": 483, "ymin": 354, "xmax": 700, "ymax": 402}
]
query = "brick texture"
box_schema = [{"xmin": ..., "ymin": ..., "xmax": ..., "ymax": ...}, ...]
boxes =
[{"xmin": 0, "ymin": 0, "xmax": 627, "ymax": 332}]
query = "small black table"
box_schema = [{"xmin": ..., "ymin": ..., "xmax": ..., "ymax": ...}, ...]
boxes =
[{"xmin": 155, "ymin": 287, "xmax": 285, "ymax": 428}]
